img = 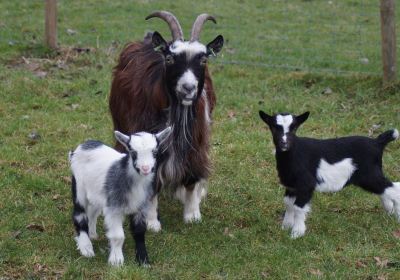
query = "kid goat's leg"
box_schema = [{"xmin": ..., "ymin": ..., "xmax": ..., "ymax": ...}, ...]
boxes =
[
  {"xmin": 130, "ymin": 213, "xmax": 149, "ymax": 266},
  {"xmin": 72, "ymin": 176, "xmax": 94, "ymax": 257},
  {"xmin": 87, "ymin": 205, "xmax": 101, "ymax": 239},
  {"xmin": 359, "ymin": 171, "xmax": 400, "ymax": 219},
  {"xmin": 105, "ymin": 211, "xmax": 125, "ymax": 266},
  {"xmin": 282, "ymin": 190, "xmax": 296, "ymax": 230},
  {"xmin": 381, "ymin": 182, "xmax": 400, "ymax": 221},
  {"xmin": 291, "ymin": 192, "xmax": 312, "ymax": 239}
]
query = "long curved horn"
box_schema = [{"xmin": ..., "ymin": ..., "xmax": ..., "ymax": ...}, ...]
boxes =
[
  {"xmin": 145, "ymin": 11, "xmax": 184, "ymax": 41},
  {"xmin": 190, "ymin": 14, "xmax": 217, "ymax": 42}
]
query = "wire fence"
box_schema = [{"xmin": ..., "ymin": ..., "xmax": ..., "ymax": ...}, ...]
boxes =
[
  {"xmin": 1, "ymin": 1, "xmax": 399, "ymax": 78},
  {"xmin": 215, "ymin": 1, "xmax": 393, "ymax": 76}
]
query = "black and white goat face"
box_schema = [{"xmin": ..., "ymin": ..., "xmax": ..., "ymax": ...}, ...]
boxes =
[
  {"xmin": 151, "ymin": 32, "xmax": 223, "ymax": 106},
  {"xmin": 114, "ymin": 127, "xmax": 171, "ymax": 175},
  {"xmin": 259, "ymin": 111, "xmax": 310, "ymax": 152}
]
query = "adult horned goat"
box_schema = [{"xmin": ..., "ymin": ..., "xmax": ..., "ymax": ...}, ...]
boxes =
[{"xmin": 109, "ymin": 11, "xmax": 224, "ymax": 230}]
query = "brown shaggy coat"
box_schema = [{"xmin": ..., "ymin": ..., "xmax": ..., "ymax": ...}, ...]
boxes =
[{"xmin": 109, "ymin": 41, "xmax": 216, "ymax": 190}]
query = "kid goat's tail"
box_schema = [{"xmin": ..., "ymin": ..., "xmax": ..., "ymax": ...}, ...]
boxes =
[{"xmin": 376, "ymin": 129, "xmax": 399, "ymax": 147}]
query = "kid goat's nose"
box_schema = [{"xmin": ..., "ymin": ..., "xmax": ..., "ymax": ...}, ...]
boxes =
[{"xmin": 142, "ymin": 165, "xmax": 150, "ymax": 172}]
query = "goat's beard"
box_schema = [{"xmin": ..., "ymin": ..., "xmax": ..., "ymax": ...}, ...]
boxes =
[
  {"xmin": 170, "ymin": 104, "xmax": 196, "ymax": 157},
  {"xmin": 157, "ymin": 101, "xmax": 197, "ymax": 187}
]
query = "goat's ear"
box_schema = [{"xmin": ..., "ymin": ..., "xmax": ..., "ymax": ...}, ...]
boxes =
[
  {"xmin": 296, "ymin": 111, "xmax": 310, "ymax": 126},
  {"xmin": 114, "ymin": 131, "xmax": 131, "ymax": 150},
  {"xmin": 152, "ymin": 31, "xmax": 168, "ymax": 53},
  {"xmin": 259, "ymin": 110, "xmax": 274, "ymax": 126},
  {"xmin": 206, "ymin": 35, "xmax": 224, "ymax": 57},
  {"xmin": 155, "ymin": 126, "xmax": 172, "ymax": 142}
]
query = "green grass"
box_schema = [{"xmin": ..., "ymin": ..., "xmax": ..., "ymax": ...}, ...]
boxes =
[{"xmin": 1, "ymin": 1, "xmax": 400, "ymax": 279}]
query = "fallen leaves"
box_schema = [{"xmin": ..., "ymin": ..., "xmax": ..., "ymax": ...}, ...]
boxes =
[
  {"xmin": 223, "ymin": 227, "xmax": 234, "ymax": 238},
  {"xmin": 33, "ymin": 263, "xmax": 49, "ymax": 273},
  {"xmin": 61, "ymin": 176, "xmax": 72, "ymax": 184},
  {"xmin": 66, "ymin": 28, "xmax": 77, "ymax": 35},
  {"xmin": 321, "ymin": 87, "xmax": 333, "ymax": 95},
  {"xmin": 70, "ymin": 103, "xmax": 79, "ymax": 110},
  {"xmin": 28, "ymin": 131, "xmax": 41, "ymax": 140},
  {"xmin": 374, "ymin": 257, "xmax": 389, "ymax": 269},
  {"xmin": 377, "ymin": 274, "xmax": 388, "ymax": 280},
  {"xmin": 20, "ymin": 56, "xmax": 48, "ymax": 78},
  {"xmin": 309, "ymin": 268, "xmax": 323, "ymax": 277},
  {"xmin": 392, "ymin": 229, "xmax": 400, "ymax": 239},
  {"xmin": 227, "ymin": 110, "xmax": 236, "ymax": 119},
  {"xmin": 304, "ymin": 78, "xmax": 317, "ymax": 88},
  {"xmin": 359, "ymin": 57, "xmax": 369, "ymax": 65},
  {"xmin": 26, "ymin": 223, "xmax": 44, "ymax": 232},
  {"xmin": 354, "ymin": 257, "xmax": 399, "ymax": 270},
  {"xmin": 34, "ymin": 71, "xmax": 48, "ymax": 78},
  {"xmin": 22, "ymin": 56, "xmax": 40, "ymax": 71},
  {"xmin": 7, "ymin": 46, "xmax": 96, "ymax": 79},
  {"xmin": 28, "ymin": 131, "xmax": 41, "ymax": 145},
  {"xmin": 355, "ymin": 259, "xmax": 367, "ymax": 269},
  {"xmin": 72, "ymin": 47, "xmax": 93, "ymax": 53},
  {"xmin": 11, "ymin": 230, "xmax": 22, "ymax": 239},
  {"xmin": 66, "ymin": 103, "xmax": 80, "ymax": 111}
]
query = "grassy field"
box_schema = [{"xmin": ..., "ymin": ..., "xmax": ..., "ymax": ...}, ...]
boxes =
[{"xmin": 1, "ymin": 1, "xmax": 400, "ymax": 279}]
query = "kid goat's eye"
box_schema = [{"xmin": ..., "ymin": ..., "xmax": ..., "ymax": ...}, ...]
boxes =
[
  {"xmin": 130, "ymin": 150, "xmax": 137, "ymax": 159},
  {"xmin": 165, "ymin": 55, "xmax": 174, "ymax": 65}
]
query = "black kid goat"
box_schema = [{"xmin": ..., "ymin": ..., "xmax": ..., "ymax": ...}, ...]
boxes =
[{"xmin": 259, "ymin": 111, "xmax": 399, "ymax": 238}]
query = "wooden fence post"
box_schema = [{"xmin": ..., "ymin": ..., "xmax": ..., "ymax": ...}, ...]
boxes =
[
  {"xmin": 45, "ymin": 0, "xmax": 57, "ymax": 49},
  {"xmin": 380, "ymin": 0, "xmax": 397, "ymax": 85}
]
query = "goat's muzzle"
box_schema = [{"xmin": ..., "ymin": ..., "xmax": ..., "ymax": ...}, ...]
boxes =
[{"xmin": 178, "ymin": 88, "xmax": 197, "ymax": 106}]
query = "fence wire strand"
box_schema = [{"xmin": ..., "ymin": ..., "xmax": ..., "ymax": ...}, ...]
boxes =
[
  {"xmin": 0, "ymin": 1, "xmax": 398, "ymax": 77},
  {"xmin": 213, "ymin": 0, "xmax": 390, "ymax": 76}
]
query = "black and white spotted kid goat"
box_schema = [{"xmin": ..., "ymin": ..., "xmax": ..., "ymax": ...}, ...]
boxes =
[
  {"xmin": 259, "ymin": 111, "xmax": 399, "ymax": 238},
  {"xmin": 69, "ymin": 127, "xmax": 170, "ymax": 266}
]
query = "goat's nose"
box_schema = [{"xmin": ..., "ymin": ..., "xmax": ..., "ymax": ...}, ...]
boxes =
[
  {"xmin": 182, "ymin": 83, "xmax": 195, "ymax": 92},
  {"xmin": 142, "ymin": 165, "xmax": 150, "ymax": 172}
]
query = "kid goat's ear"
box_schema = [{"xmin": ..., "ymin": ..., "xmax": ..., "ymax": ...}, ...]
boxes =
[
  {"xmin": 206, "ymin": 35, "xmax": 224, "ymax": 57},
  {"xmin": 259, "ymin": 110, "xmax": 273, "ymax": 126},
  {"xmin": 296, "ymin": 111, "xmax": 310, "ymax": 126},
  {"xmin": 155, "ymin": 126, "xmax": 172, "ymax": 142},
  {"xmin": 151, "ymin": 31, "xmax": 168, "ymax": 53},
  {"xmin": 114, "ymin": 131, "xmax": 130, "ymax": 150}
]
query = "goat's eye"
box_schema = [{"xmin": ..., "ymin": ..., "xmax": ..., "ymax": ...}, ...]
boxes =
[
  {"xmin": 165, "ymin": 55, "xmax": 174, "ymax": 65},
  {"xmin": 130, "ymin": 150, "xmax": 137, "ymax": 160},
  {"xmin": 273, "ymin": 125, "xmax": 282, "ymax": 131},
  {"xmin": 200, "ymin": 56, "xmax": 207, "ymax": 66}
]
